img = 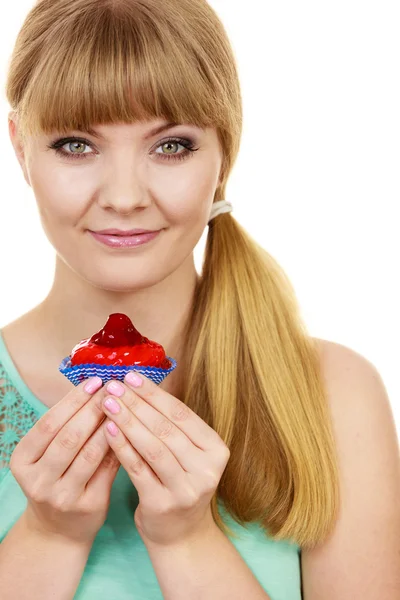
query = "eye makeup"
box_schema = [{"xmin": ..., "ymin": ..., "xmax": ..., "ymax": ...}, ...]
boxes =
[{"xmin": 47, "ymin": 136, "xmax": 200, "ymax": 163}]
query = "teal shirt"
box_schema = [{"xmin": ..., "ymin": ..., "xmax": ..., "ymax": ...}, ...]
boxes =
[{"xmin": 0, "ymin": 331, "xmax": 302, "ymax": 599}]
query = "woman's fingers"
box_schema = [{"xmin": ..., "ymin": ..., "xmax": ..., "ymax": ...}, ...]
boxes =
[
  {"xmin": 85, "ymin": 446, "xmax": 121, "ymax": 500},
  {"xmin": 39, "ymin": 391, "xmax": 108, "ymax": 481},
  {"xmin": 8, "ymin": 377, "xmax": 122, "ymax": 545},
  {"xmin": 11, "ymin": 376, "xmax": 103, "ymax": 466},
  {"xmin": 61, "ymin": 423, "xmax": 119, "ymax": 493}
]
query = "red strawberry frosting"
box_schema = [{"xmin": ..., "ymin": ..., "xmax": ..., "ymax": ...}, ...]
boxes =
[{"xmin": 70, "ymin": 313, "xmax": 172, "ymax": 369}]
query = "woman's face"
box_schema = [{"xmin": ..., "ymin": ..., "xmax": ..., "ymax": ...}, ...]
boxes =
[{"xmin": 9, "ymin": 117, "xmax": 223, "ymax": 291}]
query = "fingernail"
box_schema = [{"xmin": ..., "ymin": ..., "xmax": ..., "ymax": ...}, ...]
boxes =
[
  {"xmin": 125, "ymin": 371, "xmax": 143, "ymax": 388},
  {"xmin": 106, "ymin": 380, "xmax": 125, "ymax": 397},
  {"xmin": 104, "ymin": 397, "xmax": 121, "ymax": 414},
  {"xmin": 107, "ymin": 421, "xmax": 119, "ymax": 436},
  {"xmin": 84, "ymin": 376, "xmax": 103, "ymax": 394}
]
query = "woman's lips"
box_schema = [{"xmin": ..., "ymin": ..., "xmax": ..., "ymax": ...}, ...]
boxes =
[{"xmin": 89, "ymin": 230, "xmax": 161, "ymax": 248}]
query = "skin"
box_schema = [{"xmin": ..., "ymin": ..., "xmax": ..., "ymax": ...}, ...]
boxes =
[{"xmin": 6, "ymin": 114, "xmax": 223, "ymax": 405}]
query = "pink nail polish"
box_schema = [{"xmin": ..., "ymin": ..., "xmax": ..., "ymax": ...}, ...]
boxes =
[
  {"xmin": 107, "ymin": 380, "xmax": 124, "ymax": 397},
  {"xmin": 104, "ymin": 397, "xmax": 121, "ymax": 414},
  {"xmin": 125, "ymin": 372, "xmax": 143, "ymax": 387},
  {"xmin": 84, "ymin": 376, "xmax": 103, "ymax": 394},
  {"xmin": 107, "ymin": 421, "xmax": 119, "ymax": 436}
]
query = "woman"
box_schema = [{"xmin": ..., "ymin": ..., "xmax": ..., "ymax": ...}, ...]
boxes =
[{"xmin": 0, "ymin": 0, "xmax": 399, "ymax": 599}]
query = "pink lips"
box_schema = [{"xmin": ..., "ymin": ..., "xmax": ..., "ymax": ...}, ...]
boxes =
[{"xmin": 89, "ymin": 230, "xmax": 161, "ymax": 248}]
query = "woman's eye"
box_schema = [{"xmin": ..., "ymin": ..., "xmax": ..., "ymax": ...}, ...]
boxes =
[
  {"xmin": 48, "ymin": 138, "xmax": 94, "ymax": 160},
  {"xmin": 65, "ymin": 141, "xmax": 91, "ymax": 155},
  {"xmin": 155, "ymin": 141, "xmax": 182, "ymax": 155},
  {"xmin": 153, "ymin": 138, "xmax": 199, "ymax": 161},
  {"xmin": 48, "ymin": 136, "xmax": 199, "ymax": 162}
]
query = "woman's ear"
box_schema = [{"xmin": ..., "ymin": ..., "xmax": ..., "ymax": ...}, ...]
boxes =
[{"xmin": 8, "ymin": 111, "xmax": 31, "ymax": 187}]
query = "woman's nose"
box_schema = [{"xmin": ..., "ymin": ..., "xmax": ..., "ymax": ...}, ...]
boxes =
[{"xmin": 98, "ymin": 163, "xmax": 151, "ymax": 214}]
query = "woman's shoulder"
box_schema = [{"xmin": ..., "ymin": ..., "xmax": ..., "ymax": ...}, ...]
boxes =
[
  {"xmin": 313, "ymin": 335, "xmax": 377, "ymax": 369},
  {"xmin": 301, "ymin": 337, "xmax": 400, "ymax": 598},
  {"xmin": 312, "ymin": 335, "xmax": 394, "ymax": 440}
]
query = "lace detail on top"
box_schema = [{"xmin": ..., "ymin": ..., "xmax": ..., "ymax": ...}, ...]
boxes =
[{"xmin": 0, "ymin": 359, "xmax": 41, "ymax": 479}]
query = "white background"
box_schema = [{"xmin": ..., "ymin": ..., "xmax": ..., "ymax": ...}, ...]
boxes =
[{"xmin": 0, "ymin": 1, "xmax": 399, "ymax": 435}]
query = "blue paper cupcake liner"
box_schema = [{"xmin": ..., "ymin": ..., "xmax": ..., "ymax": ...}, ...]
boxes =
[{"xmin": 59, "ymin": 356, "xmax": 177, "ymax": 387}]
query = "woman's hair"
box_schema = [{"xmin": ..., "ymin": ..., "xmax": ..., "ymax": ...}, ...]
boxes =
[{"xmin": 5, "ymin": 0, "xmax": 339, "ymax": 549}]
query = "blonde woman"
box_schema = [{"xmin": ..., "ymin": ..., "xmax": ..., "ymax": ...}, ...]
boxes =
[{"xmin": 0, "ymin": 1, "xmax": 399, "ymax": 599}]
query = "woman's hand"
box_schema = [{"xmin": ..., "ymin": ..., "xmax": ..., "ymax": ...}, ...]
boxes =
[
  {"xmin": 101, "ymin": 372, "xmax": 231, "ymax": 548},
  {"xmin": 9, "ymin": 377, "xmax": 120, "ymax": 546}
]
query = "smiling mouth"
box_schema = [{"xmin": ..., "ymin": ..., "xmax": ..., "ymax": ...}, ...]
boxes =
[{"xmin": 88, "ymin": 229, "xmax": 162, "ymax": 248}]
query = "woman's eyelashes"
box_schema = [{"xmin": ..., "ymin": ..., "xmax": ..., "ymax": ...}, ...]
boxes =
[{"xmin": 46, "ymin": 136, "xmax": 200, "ymax": 163}]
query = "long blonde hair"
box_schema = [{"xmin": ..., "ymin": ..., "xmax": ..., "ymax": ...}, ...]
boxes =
[{"xmin": 5, "ymin": 0, "xmax": 339, "ymax": 549}]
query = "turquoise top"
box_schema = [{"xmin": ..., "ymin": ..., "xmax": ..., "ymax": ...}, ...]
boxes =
[{"xmin": 0, "ymin": 330, "xmax": 302, "ymax": 599}]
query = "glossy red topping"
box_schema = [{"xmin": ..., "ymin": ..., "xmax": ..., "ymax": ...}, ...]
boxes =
[{"xmin": 70, "ymin": 313, "xmax": 172, "ymax": 369}]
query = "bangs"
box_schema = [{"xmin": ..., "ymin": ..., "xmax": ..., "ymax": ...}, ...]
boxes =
[{"xmin": 17, "ymin": 1, "xmax": 227, "ymax": 139}]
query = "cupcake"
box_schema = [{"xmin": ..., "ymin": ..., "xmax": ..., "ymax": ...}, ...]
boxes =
[{"xmin": 59, "ymin": 313, "xmax": 177, "ymax": 386}]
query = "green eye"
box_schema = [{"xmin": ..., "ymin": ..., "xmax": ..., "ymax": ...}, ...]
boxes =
[{"xmin": 48, "ymin": 136, "xmax": 199, "ymax": 162}]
